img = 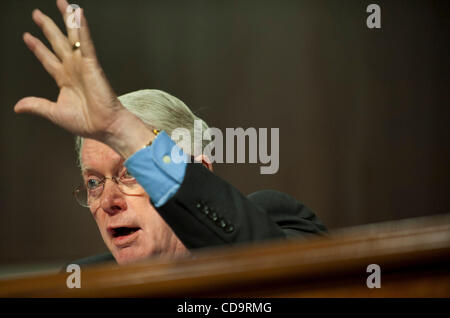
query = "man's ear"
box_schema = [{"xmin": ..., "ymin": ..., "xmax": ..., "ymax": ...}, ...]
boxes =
[{"xmin": 194, "ymin": 154, "xmax": 213, "ymax": 172}]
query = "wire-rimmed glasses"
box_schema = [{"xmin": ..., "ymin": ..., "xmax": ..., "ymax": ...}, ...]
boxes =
[{"xmin": 73, "ymin": 170, "xmax": 146, "ymax": 208}]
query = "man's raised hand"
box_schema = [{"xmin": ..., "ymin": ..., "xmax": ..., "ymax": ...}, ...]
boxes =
[{"xmin": 14, "ymin": 0, "xmax": 154, "ymax": 158}]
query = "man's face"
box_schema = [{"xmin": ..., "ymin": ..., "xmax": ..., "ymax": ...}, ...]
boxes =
[{"xmin": 81, "ymin": 139, "xmax": 189, "ymax": 265}]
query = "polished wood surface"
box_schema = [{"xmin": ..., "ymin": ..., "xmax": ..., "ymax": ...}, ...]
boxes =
[{"xmin": 1, "ymin": 214, "xmax": 449, "ymax": 297}]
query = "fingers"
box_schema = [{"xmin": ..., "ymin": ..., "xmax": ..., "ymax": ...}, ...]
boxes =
[
  {"xmin": 14, "ymin": 97, "xmax": 56, "ymax": 120},
  {"xmin": 34, "ymin": 4, "xmax": 97, "ymax": 60},
  {"xmin": 23, "ymin": 32, "xmax": 62, "ymax": 82},
  {"xmin": 32, "ymin": 8, "xmax": 72, "ymax": 60},
  {"xmin": 56, "ymin": 0, "xmax": 79, "ymax": 45}
]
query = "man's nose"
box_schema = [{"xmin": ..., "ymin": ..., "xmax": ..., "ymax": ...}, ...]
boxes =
[{"xmin": 100, "ymin": 180, "xmax": 127, "ymax": 215}]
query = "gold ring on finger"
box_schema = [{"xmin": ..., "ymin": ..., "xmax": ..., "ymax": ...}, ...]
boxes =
[{"xmin": 72, "ymin": 41, "xmax": 81, "ymax": 51}]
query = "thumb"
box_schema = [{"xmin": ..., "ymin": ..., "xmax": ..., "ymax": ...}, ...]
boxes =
[{"xmin": 14, "ymin": 96, "xmax": 55, "ymax": 119}]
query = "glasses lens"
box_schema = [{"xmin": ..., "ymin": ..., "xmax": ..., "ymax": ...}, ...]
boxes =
[
  {"xmin": 117, "ymin": 181, "xmax": 146, "ymax": 196},
  {"xmin": 73, "ymin": 180, "xmax": 146, "ymax": 208},
  {"xmin": 74, "ymin": 185, "xmax": 89, "ymax": 207}
]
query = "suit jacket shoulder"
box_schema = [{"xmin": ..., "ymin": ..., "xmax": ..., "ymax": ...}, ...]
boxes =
[
  {"xmin": 158, "ymin": 163, "xmax": 327, "ymax": 249},
  {"xmin": 247, "ymin": 189, "xmax": 328, "ymax": 239}
]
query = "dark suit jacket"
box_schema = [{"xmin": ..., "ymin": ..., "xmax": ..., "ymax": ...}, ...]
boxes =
[{"xmin": 70, "ymin": 163, "xmax": 327, "ymax": 267}]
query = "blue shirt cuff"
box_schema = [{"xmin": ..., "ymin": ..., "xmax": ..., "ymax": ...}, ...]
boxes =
[{"xmin": 124, "ymin": 131, "xmax": 188, "ymax": 207}]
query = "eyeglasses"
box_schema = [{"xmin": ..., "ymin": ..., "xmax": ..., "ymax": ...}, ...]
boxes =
[{"xmin": 73, "ymin": 170, "xmax": 146, "ymax": 208}]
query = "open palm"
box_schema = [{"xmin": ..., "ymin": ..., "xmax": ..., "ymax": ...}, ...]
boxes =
[{"xmin": 14, "ymin": 0, "xmax": 126, "ymax": 141}]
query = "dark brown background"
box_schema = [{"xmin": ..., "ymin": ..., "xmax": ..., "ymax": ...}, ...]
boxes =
[{"xmin": 0, "ymin": 0, "xmax": 449, "ymax": 273}]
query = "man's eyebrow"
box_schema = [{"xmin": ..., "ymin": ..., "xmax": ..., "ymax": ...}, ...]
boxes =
[
  {"xmin": 81, "ymin": 167, "xmax": 101, "ymax": 175},
  {"xmin": 81, "ymin": 165, "xmax": 126, "ymax": 176}
]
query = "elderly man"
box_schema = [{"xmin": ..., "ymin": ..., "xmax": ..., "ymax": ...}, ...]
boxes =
[{"xmin": 14, "ymin": 0, "xmax": 327, "ymax": 266}]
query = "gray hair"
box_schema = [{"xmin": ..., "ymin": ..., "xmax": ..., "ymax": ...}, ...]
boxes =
[{"xmin": 75, "ymin": 89, "xmax": 209, "ymax": 168}]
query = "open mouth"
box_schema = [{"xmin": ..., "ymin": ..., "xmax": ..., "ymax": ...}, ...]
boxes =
[{"xmin": 111, "ymin": 227, "xmax": 141, "ymax": 238}]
